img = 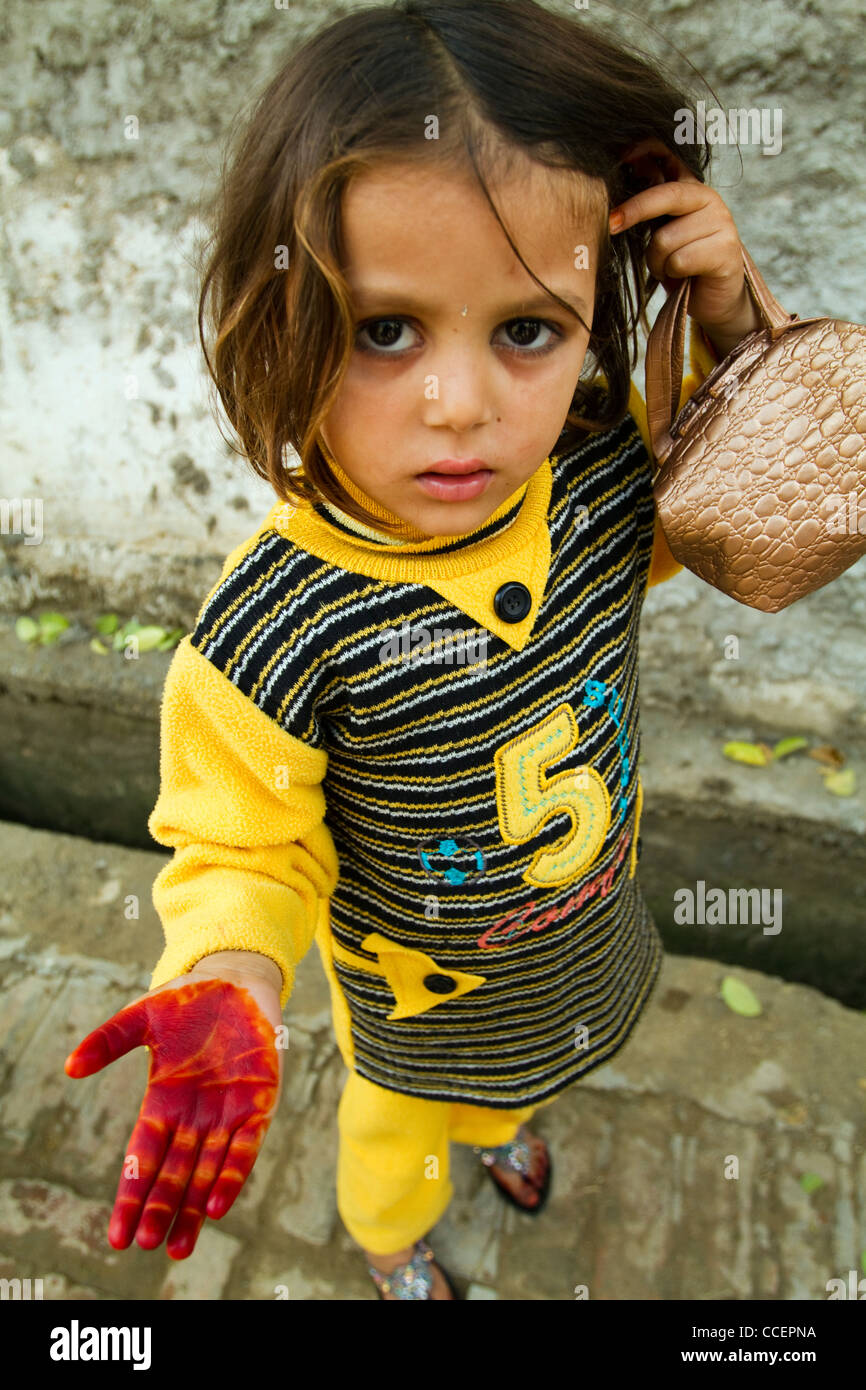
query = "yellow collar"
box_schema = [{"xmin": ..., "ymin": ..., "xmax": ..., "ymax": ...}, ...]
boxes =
[{"xmin": 267, "ymin": 456, "xmax": 553, "ymax": 585}]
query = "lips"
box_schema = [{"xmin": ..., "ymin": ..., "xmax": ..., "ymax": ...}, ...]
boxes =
[
  {"xmin": 421, "ymin": 458, "xmax": 490, "ymax": 476},
  {"xmin": 415, "ymin": 466, "xmax": 493, "ymax": 501}
]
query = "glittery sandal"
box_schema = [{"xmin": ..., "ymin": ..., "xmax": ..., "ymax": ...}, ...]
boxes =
[
  {"xmin": 367, "ymin": 1238, "xmax": 462, "ymax": 1300},
  {"xmin": 474, "ymin": 1124, "xmax": 551, "ymax": 1215}
]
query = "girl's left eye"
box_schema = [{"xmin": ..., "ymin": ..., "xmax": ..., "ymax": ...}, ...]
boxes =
[{"xmin": 354, "ymin": 317, "xmax": 562, "ymax": 358}]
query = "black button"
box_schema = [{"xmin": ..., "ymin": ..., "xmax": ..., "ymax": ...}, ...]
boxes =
[
  {"xmin": 423, "ymin": 973, "xmax": 457, "ymax": 994},
  {"xmin": 494, "ymin": 582, "xmax": 531, "ymax": 623}
]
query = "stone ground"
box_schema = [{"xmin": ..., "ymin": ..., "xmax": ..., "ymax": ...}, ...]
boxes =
[{"xmin": 1, "ymin": 819, "xmax": 865, "ymax": 1302}]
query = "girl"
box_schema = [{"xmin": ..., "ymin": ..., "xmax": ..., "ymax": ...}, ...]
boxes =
[{"xmin": 65, "ymin": 0, "xmax": 772, "ymax": 1300}]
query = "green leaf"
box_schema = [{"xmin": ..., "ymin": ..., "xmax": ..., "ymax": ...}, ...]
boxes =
[
  {"xmin": 15, "ymin": 617, "xmax": 39, "ymax": 644},
  {"xmin": 861, "ymin": 1250, "xmax": 866, "ymax": 1276},
  {"xmin": 720, "ymin": 975, "xmax": 762, "ymax": 1017},
  {"xmin": 94, "ymin": 613, "xmax": 119, "ymax": 635},
  {"xmin": 37, "ymin": 613, "xmax": 70, "ymax": 643},
  {"xmin": 799, "ymin": 1172, "xmax": 823, "ymax": 1195},
  {"xmin": 134, "ymin": 625, "xmax": 168, "ymax": 652},
  {"xmin": 773, "ymin": 736, "xmax": 809, "ymax": 759},
  {"xmin": 156, "ymin": 627, "xmax": 185, "ymax": 650},
  {"xmin": 823, "ymin": 769, "xmax": 856, "ymax": 797},
  {"xmin": 113, "ymin": 621, "xmax": 139, "ymax": 646},
  {"xmin": 723, "ymin": 741, "xmax": 770, "ymax": 766},
  {"xmin": 39, "ymin": 611, "xmax": 69, "ymax": 626},
  {"xmin": 89, "ymin": 637, "xmax": 109, "ymax": 655}
]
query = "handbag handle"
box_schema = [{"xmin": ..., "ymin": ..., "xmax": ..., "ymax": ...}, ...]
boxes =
[{"xmin": 644, "ymin": 246, "xmax": 795, "ymax": 462}]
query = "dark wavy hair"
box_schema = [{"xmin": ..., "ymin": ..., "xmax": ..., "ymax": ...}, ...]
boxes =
[{"xmin": 198, "ymin": 0, "xmax": 711, "ymax": 535}]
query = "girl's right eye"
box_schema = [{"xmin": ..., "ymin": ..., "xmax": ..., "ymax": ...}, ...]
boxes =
[{"xmin": 354, "ymin": 318, "xmax": 414, "ymax": 354}]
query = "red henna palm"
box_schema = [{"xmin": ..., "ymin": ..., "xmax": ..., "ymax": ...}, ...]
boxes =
[{"xmin": 65, "ymin": 978, "xmax": 280, "ymax": 1260}]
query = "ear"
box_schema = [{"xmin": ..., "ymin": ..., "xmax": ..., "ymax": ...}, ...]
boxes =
[{"xmin": 616, "ymin": 137, "xmax": 694, "ymax": 189}]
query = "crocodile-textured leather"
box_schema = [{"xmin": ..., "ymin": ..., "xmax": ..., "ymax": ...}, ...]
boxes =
[{"xmin": 646, "ymin": 249, "xmax": 866, "ymax": 613}]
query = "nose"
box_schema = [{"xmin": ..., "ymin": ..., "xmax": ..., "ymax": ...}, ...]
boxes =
[{"xmin": 423, "ymin": 340, "xmax": 496, "ymax": 433}]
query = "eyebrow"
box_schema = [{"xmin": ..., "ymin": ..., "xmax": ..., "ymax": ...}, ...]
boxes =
[{"xmin": 351, "ymin": 288, "xmax": 590, "ymax": 318}]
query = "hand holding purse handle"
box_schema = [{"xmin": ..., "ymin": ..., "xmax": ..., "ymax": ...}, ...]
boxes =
[
  {"xmin": 645, "ymin": 247, "xmax": 798, "ymax": 465},
  {"xmin": 642, "ymin": 247, "xmax": 866, "ymax": 612}
]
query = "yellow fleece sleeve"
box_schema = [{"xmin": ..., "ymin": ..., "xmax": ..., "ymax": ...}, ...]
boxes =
[
  {"xmin": 630, "ymin": 320, "xmax": 720, "ymax": 588},
  {"xmin": 147, "ymin": 636, "xmax": 340, "ymax": 1011}
]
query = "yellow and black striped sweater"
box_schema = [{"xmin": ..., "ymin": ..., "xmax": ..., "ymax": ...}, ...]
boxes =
[{"xmin": 148, "ymin": 327, "xmax": 716, "ymax": 1107}]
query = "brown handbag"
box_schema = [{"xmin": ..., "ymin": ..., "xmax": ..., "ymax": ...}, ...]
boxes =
[{"xmin": 644, "ymin": 246, "xmax": 866, "ymax": 612}]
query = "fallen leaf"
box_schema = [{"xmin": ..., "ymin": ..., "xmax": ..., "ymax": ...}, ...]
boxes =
[
  {"xmin": 38, "ymin": 613, "xmax": 70, "ymax": 643},
  {"xmin": 720, "ymin": 975, "xmax": 762, "ymax": 1017},
  {"xmin": 799, "ymin": 1172, "xmax": 824, "ymax": 1195},
  {"xmin": 113, "ymin": 620, "xmax": 146, "ymax": 650},
  {"xmin": 822, "ymin": 768, "xmax": 856, "ymax": 797},
  {"xmin": 773, "ymin": 736, "xmax": 809, "ymax": 759},
  {"xmin": 89, "ymin": 638, "xmax": 109, "ymax": 655},
  {"xmin": 134, "ymin": 625, "xmax": 169, "ymax": 652},
  {"xmin": 15, "ymin": 617, "xmax": 39, "ymax": 644},
  {"xmin": 808, "ymin": 745, "xmax": 845, "ymax": 769},
  {"xmin": 723, "ymin": 741, "xmax": 770, "ymax": 766}
]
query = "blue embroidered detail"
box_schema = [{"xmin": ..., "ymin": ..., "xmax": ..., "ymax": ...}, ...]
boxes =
[{"xmin": 580, "ymin": 678, "xmax": 632, "ymax": 824}]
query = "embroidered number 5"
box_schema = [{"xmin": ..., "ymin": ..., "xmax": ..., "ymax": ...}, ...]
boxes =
[{"xmin": 494, "ymin": 703, "xmax": 611, "ymax": 888}]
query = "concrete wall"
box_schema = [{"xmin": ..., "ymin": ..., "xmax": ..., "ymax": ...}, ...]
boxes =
[{"xmin": 1, "ymin": 0, "xmax": 864, "ymax": 766}]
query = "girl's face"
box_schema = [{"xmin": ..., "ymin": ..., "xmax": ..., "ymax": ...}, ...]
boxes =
[{"xmin": 319, "ymin": 156, "xmax": 605, "ymax": 537}]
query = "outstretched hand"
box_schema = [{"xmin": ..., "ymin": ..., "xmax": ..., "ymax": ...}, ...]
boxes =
[{"xmin": 65, "ymin": 972, "xmax": 283, "ymax": 1260}]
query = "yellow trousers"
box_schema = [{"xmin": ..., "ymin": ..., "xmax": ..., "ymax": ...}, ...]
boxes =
[{"xmin": 336, "ymin": 1069, "xmax": 557, "ymax": 1255}]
